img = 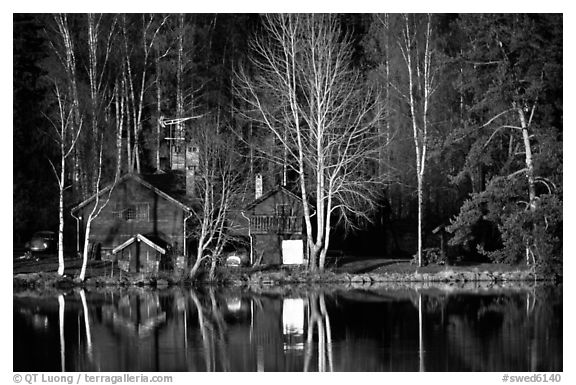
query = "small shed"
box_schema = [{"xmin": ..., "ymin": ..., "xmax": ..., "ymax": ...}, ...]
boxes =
[
  {"xmin": 241, "ymin": 186, "xmax": 307, "ymax": 266},
  {"xmin": 112, "ymin": 234, "xmax": 168, "ymax": 273}
]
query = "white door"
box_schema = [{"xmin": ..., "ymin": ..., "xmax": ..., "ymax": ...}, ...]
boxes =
[{"xmin": 282, "ymin": 239, "xmax": 304, "ymax": 265}]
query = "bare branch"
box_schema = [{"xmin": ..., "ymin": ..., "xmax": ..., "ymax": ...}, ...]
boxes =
[
  {"xmin": 47, "ymin": 158, "xmax": 61, "ymax": 186},
  {"xmin": 479, "ymin": 108, "xmax": 518, "ymax": 129},
  {"xmin": 506, "ymin": 168, "xmax": 528, "ymax": 179}
]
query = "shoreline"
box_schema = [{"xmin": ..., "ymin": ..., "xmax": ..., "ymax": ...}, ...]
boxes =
[{"xmin": 13, "ymin": 266, "xmax": 558, "ymax": 292}]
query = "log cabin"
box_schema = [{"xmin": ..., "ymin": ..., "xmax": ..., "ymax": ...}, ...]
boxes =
[{"xmin": 70, "ymin": 172, "xmax": 194, "ymax": 274}]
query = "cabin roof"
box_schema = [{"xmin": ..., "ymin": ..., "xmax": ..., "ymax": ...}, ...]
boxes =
[
  {"xmin": 112, "ymin": 233, "xmax": 167, "ymax": 255},
  {"xmin": 244, "ymin": 185, "xmax": 303, "ymax": 210},
  {"xmin": 71, "ymin": 173, "xmax": 194, "ymax": 213}
]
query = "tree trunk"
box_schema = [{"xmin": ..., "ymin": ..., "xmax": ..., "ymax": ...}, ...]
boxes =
[
  {"xmin": 114, "ymin": 80, "xmax": 124, "ymax": 180},
  {"xmin": 308, "ymin": 244, "xmax": 320, "ymax": 272},
  {"xmin": 177, "ymin": 13, "xmax": 185, "ymax": 133},
  {"xmin": 400, "ymin": 14, "xmax": 433, "ymax": 268},
  {"xmin": 208, "ymin": 256, "xmax": 217, "ymax": 281},
  {"xmin": 189, "ymin": 240, "xmax": 205, "ymax": 279},
  {"xmin": 79, "ymin": 142, "xmax": 112, "ymax": 281},
  {"xmin": 155, "ymin": 46, "xmax": 162, "ymax": 171},
  {"xmin": 417, "ymin": 175, "xmax": 424, "ymax": 266},
  {"xmin": 318, "ymin": 193, "xmax": 333, "ymax": 270},
  {"xmin": 79, "ymin": 217, "xmax": 92, "ymax": 281},
  {"xmin": 134, "ymin": 136, "xmax": 141, "ymax": 174},
  {"xmin": 518, "ymin": 109, "xmax": 536, "ymax": 209},
  {"xmin": 57, "ymin": 155, "xmax": 65, "ymax": 276},
  {"xmin": 122, "ymin": 73, "xmax": 133, "ymax": 172},
  {"xmin": 518, "ymin": 107, "xmax": 537, "ymax": 265}
]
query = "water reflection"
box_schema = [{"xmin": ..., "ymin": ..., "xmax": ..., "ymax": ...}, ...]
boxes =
[
  {"xmin": 13, "ymin": 284, "xmax": 562, "ymax": 372},
  {"xmin": 58, "ymin": 294, "xmax": 65, "ymax": 372},
  {"xmin": 304, "ymin": 293, "xmax": 334, "ymax": 372}
]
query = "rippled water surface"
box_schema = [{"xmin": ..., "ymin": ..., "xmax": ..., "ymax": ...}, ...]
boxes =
[{"xmin": 14, "ymin": 284, "xmax": 562, "ymax": 372}]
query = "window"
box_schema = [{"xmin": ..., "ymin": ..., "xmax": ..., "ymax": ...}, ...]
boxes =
[
  {"xmin": 276, "ymin": 204, "xmax": 292, "ymax": 216},
  {"xmin": 115, "ymin": 203, "xmax": 149, "ymax": 221},
  {"xmin": 124, "ymin": 207, "xmax": 136, "ymax": 220}
]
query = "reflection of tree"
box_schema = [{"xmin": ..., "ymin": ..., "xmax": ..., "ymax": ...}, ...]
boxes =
[
  {"xmin": 188, "ymin": 288, "xmax": 230, "ymax": 371},
  {"xmin": 79, "ymin": 289, "xmax": 94, "ymax": 363},
  {"xmin": 304, "ymin": 293, "xmax": 334, "ymax": 372},
  {"xmin": 445, "ymin": 287, "xmax": 562, "ymax": 371},
  {"xmin": 418, "ymin": 292, "xmax": 424, "ymax": 372},
  {"xmin": 189, "ymin": 289, "xmax": 212, "ymax": 370},
  {"xmin": 15, "ymin": 285, "xmax": 562, "ymax": 372},
  {"xmin": 58, "ymin": 294, "xmax": 65, "ymax": 372}
]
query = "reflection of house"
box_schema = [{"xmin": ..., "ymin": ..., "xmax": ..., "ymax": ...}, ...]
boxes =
[
  {"xmin": 282, "ymin": 298, "xmax": 305, "ymax": 351},
  {"xmin": 104, "ymin": 290, "xmax": 166, "ymax": 338},
  {"xmin": 71, "ymin": 173, "xmax": 194, "ymax": 273},
  {"xmin": 236, "ymin": 186, "xmax": 307, "ymax": 265},
  {"xmin": 252, "ymin": 296, "xmax": 285, "ymax": 370}
]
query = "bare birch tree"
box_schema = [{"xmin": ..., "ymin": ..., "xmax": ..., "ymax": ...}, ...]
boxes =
[
  {"xmin": 235, "ymin": 14, "xmax": 386, "ymax": 271},
  {"xmin": 121, "ymin": 14, "xmax": 168, "ymax": 173},
  {"xmin": 394, "ymin": 14, "xmax": 438, "ymax": 267},
  {"xmin": 45, "ymin": 83, "xmax": 83, "ymax": 276},
  {"xmin": 176, "ymin": 14, "xmax": 187, "ymax": 147},
  {"xmin": 84, "ymin": 14, "xmax": 119, "ymax": 199},
  {"xmin": 78, "ymin": 138, "xmax": 115, "ymax": 281},
  {"xmin": 49, "ymin": 14, "xmax": 84, "ymax": 199},
  {"xmin": 113, "ymin": 78, "xmax": 125, "ymax": 180},
  {"xmin": 188, "ymin": 120, "xmax": 245, "ymax": 279}
]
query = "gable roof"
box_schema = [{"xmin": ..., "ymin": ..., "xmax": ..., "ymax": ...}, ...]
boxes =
[
  {"xmin": 71, "ymin": 173, "xmax": 193, "ymax": 213},
  {"xmin": 245, "ymin": 185, "xmax": 303, "ymax": 210},
  {"xmin": 112, "ymin": 233, "xmax": 167, "ymax": 255}
]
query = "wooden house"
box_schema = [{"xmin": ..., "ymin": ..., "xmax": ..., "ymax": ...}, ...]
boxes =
[
  {"xmin": 239, "ymin": 186, "xmax": 307, "ymax": 265},
  {"xmin": 70, "ymin": 173, "xmax": 194, "ymax": 273}
]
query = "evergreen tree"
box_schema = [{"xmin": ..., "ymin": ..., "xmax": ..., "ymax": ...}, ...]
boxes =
[{"xmin": 447, "ymin": 14, "xmax": 562, "ymax": 273}]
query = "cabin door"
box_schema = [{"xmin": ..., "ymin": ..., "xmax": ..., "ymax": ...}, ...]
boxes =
[{"xmin": 281, "ymin": 239, "xmax": 304, "ymax": 265}]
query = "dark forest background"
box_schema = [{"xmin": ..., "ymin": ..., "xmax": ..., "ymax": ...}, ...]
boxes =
[{"xmin": 13, "ymin": 14, "xmax": 562, "ymax": 272}]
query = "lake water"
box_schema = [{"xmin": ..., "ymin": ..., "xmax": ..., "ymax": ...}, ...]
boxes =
[{"xmin": 13, "ymin": 283, "xmax": 562, "ymax": 372}]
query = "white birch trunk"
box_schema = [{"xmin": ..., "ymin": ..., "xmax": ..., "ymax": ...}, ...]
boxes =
[
  {"xmin": 114, "ymin": 80, "xmax": 123, "ymax": 180},
  {"xmin": 79, "ymin": 141, "xmax": 113, "ymax": 281},
  {"xmin": 518, "ymin": 107, "xmax": 537, "ymax": 265},
  {"xmin": 57, "ymin": 155, "xmax": 65, "ymax": 276},
  {"xmin": 155, "ymin": 47, "xmax": 162, "ymax": 171},
  {"xmin": 79, "ymin": 216, "xmax": 92, "ymax": 281},
  {"xmin": 399, "ymin": 14, "xmax": 433, "ymax": 267}
]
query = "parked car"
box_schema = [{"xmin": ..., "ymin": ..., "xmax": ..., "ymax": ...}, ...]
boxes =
[
  {"xmin": 24, "ymin": 231, "xmax": 56, "ymax": 254},
  {"xmin": 224, "ymin": 250, "xmax": 249, "ymax": 267}
]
